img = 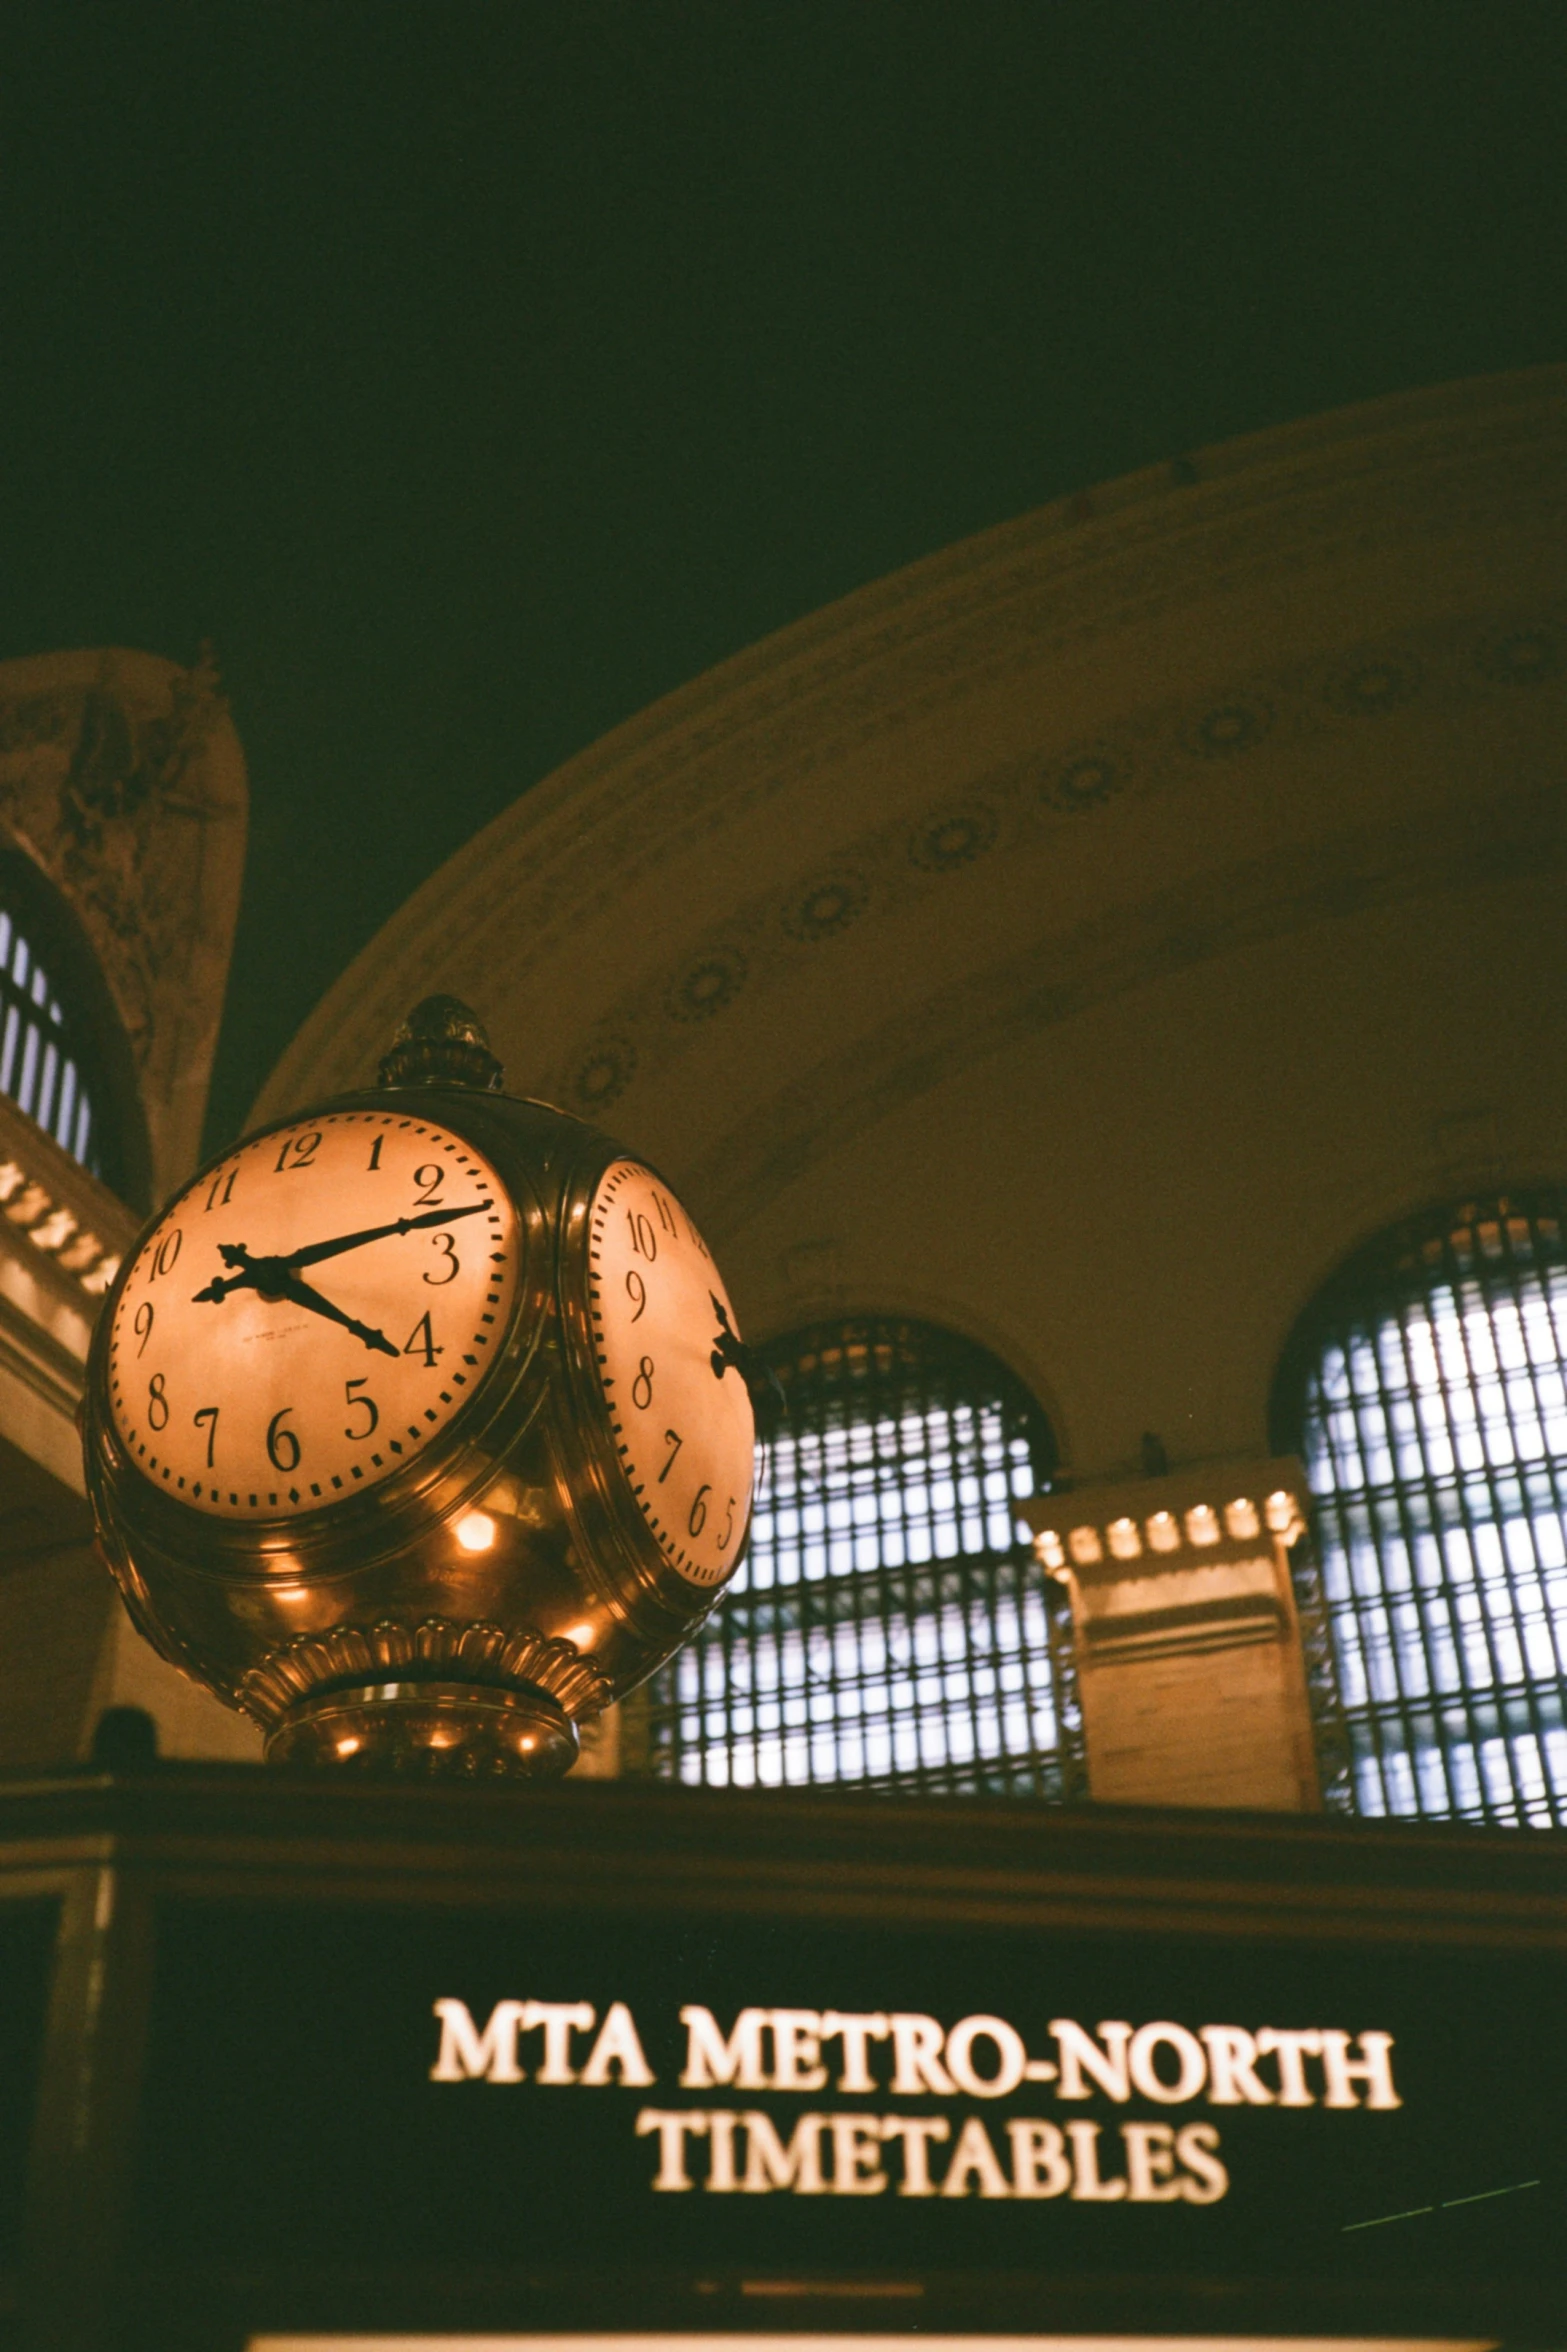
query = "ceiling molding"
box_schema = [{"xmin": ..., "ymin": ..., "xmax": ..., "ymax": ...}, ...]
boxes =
[{"xmin": 255, "ymin": 368, "xmax": 1567, "ymax": 1125}]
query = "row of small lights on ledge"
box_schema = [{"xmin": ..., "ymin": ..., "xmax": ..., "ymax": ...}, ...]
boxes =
[
  {"xmin": 0, "ymin": 1159, "xmax": 121, "ymax": 1296},
  {"xmin": 1034, "ymin": 1490, "xmax": 1303, "ymax": 1574}
]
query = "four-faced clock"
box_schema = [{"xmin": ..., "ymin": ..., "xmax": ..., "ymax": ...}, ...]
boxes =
[{"xmin": 82, "ymin": 997, "xmax": 760, "ymax": 1779}]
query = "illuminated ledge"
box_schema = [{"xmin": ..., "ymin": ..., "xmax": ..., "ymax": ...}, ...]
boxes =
[
  {"xmin": 0, "ymin": 1090, "xmax": 138, "ymax": 1304},
  {"xmin": 1025, "ymin": 1457, "xmax": 1308, "ymax": 1576},
  {"xmin": 246, "ymin": 2334, "xmax": 1498, "ymax": 2351},
  {"xmin": 1020, "ymin": 1456, "xmax": 1311, "ymax": 1665}
]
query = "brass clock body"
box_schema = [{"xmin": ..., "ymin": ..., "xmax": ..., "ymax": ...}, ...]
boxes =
[{"xmin": 82, "ymin": 1010, "xmax": 756, "ymax": 1777}]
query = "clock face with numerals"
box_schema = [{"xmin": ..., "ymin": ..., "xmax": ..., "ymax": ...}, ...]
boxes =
[
  {"xmin": 107, "ymin": 1111, "xmax": 519, "ymax": 1519},
  {"xmin": 587, "ymin": 1160, "xmax": 755, "ymax": 1588}
]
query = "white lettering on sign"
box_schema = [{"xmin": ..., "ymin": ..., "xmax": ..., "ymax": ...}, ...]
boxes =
[
  {"xmin": 429, "ymin": 1996, "xmax": 1403, "ymax": 2206},
  {"xmin": 627, "ymin": 2108, "xmax": 1232, "ymax": 2201},
  {"xmin": 429, "ymin": 1997, "xmax": 653, "ymax": 2087}
]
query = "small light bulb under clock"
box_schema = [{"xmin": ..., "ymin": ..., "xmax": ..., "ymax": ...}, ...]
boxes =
[{"xmin": 454, "ymin": 1510, "xmax": 497, "ymax": 1553}]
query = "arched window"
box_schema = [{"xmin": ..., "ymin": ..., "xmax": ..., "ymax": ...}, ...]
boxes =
[
  {"xmin": 638, "ymin": 1315, "xmax": 1070, "ymax": 1795},
  {"xmin": 0, "ymin": 901, "xmax": 105, "ymax": 1174},
  {"xmin": 1274, "ymin": 1193, "xmax": 1567, "ymax": 1827}
]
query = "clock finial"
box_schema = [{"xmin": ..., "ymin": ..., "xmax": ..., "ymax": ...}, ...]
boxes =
[{"xmin": 377, "ymin": 995, "xmax": 504, "ymax": 1092}]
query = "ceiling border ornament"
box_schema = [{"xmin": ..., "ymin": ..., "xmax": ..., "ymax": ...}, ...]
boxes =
[
  {"xmin": 685, "ymin": 770, "xmax": 1567, "ymax": 1244},
  {"xmin": 255, "ymin": 369, "xmax": 1567, "ymax": 1125},
  {"xmin": 541, "ymin": 593, "xmax": 1565, "ymax": 1126}
]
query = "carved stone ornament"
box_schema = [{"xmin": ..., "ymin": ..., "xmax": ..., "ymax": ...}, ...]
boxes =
[{"xmin": 0, "ymin": 645, "xmax": 248, "ymax": 1206}]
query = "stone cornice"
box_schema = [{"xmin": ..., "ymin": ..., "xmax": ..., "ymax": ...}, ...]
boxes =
[{"xmin": 0, "ymin": 1093, "xmax": 139, "ymax": 1311}]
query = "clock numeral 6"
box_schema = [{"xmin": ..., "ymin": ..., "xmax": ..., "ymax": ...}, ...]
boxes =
[
  {"xmin": 631, "ymin": 1355, "xmax": 654, "ymax": 1410},
  {"xmin": 688, "ymin": 1482, "xmax": 710, "ymax": 1538},
  {"xmin": 147, "ymin": 1372, "xmax": 170, "ymax": 1431},
  {"xmin": 267, "ymin": 1407, "xmax": 301, "ymax": 1472}
]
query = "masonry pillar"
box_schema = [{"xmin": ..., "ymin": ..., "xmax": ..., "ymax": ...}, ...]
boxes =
[{"xmin": 1023, "ymin": 1457, "xmax": 1322, "ymax": 1811}]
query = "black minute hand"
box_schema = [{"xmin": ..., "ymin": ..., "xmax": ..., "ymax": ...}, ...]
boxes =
[
  {"xmin": 191, "ymin": 1205, "xmax": 490, "ymax": 1308},
  {"xmin": 285, "ymin": 1200, "xmax": 488, "ymax": 1271}
]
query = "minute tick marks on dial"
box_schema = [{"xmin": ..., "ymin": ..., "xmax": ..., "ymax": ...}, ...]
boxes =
[
  {"xmin": 586, "ymin": 1157, "xmax": 756, "ymax": 1591},
  {"xmin": 107, "ymin": 1112, "xmax": 520, "ymax": 1521}
]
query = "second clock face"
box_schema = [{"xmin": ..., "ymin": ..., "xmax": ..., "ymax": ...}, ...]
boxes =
[
  {"xmin": 588, "ymin": 1160, "xmax": 755, "ymax": 1588},
  {"xmin": 107, "ymin": 1111, "xmax": 519, "ymax": 1518}
]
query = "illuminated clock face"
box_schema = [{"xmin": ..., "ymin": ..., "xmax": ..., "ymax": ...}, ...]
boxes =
[
  {"xmin": 587, "ymin": 1160, "xmax": 755, "ymax": 1588},
  {"xmin": 107, "ymin": 1111, "xmax": 519, "ymax": 1518}
]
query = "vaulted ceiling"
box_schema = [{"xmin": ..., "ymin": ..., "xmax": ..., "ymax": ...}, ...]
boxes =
[{"xmin": 3, "ymin": 8, "xmax": 1564, "ymax": 1155}]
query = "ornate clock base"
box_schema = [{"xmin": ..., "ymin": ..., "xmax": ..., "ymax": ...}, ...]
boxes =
[{"xmin": 263, "ymin": 1679, "xmax": 579, "ymax": 1780}]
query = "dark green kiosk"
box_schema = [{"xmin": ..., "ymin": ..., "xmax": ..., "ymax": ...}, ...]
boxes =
[{"xmin": 1, "ymin": 1766, "xmax": 1565, "ymax": 2349}]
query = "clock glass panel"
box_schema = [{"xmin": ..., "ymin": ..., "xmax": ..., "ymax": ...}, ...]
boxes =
[
  {"xmin": 588, "ymin": 1160, "xmax": 755, "ymax": 1588},
  {"xmin": 107, "ymin": 1112, "xmax": 519, "ymax": 1517}
]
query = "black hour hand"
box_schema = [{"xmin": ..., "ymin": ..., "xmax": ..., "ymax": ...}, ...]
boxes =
[
  {"xmin": 192, "ymin": 1245, "xmax": 397, "ymax": 1355},
  {"xmin": 269, "ymin": 1267, "xmax": 399, "ymax": 1357}
]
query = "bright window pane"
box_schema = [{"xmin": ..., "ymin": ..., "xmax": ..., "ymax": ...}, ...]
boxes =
[
  {"xmin": 1288, "ymin": 1197, "xmax": 1567, "ymax": 1827},
  {"xmin": 642, "ymin": 1318, "xmax": 1069, "ymax": 1796},
  {"xmin": 0, "ymin": 899, "xmax": 100, "ymax": 1174}
]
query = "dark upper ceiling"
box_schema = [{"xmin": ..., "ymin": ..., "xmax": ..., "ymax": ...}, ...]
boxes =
[{"xmin": 3, "ymin": 1, "xmax": 1564, "ymax": 1162}]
